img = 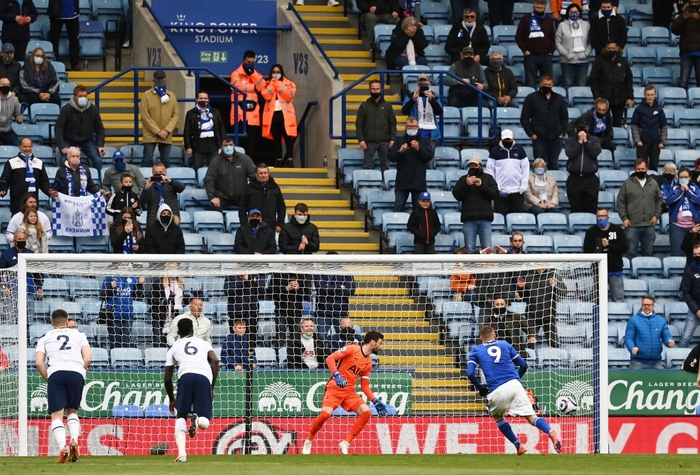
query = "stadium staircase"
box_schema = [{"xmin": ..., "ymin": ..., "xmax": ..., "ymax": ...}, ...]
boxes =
[
  {"xmin": 348, "ymin": 270, "xmax": 484, "ymax": 414},
  {"xmin": 295, "ymin": 5, "xmax": 404, "ymax": 144}
]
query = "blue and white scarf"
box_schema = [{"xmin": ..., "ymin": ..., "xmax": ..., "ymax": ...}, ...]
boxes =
[
  {"xmin": 123, "ymin": 232, "xmax": 136, "ymax": 254},
  {"xmin": 65, "ymin": 164, "xmax": 89, "ymax": 196},
  {"xmin": 529, "ymin": 11, "xmax": 545, "ymax": 38},
  {"xmin": 153, "ymin": 183, "xmax": 165, "ymax": 207},
  {"xmin": 199, "ymin": 106, "xmax": 214, "ymax": 139},
  {"xmin": 21, "ymin": 153, "xmax": 36, "ymax": 193},
  {"xmin": 590, "ymin": 110, "xmax": 609, "ymax": 135}
]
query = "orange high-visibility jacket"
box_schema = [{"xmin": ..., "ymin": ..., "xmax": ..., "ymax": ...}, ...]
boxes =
[
  {"xmin": 260, "ymin": 77, "xmax": 298, "ymax": 140},
  {"xmin": 230, "ymin": 65, "xmax": 266, "ymax": 126}
]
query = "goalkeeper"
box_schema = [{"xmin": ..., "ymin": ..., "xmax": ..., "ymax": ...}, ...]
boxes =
[{"xmin": 302, "ymin": 331, "xmax": 386, "ymax": 455}]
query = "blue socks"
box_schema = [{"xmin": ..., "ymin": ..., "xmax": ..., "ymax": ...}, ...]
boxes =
[
  {"xmin": 534, "ymin": 417, "xmax": 552, "ymax": 434},
  {"xmin": 497, "ymin": 418, "xmax": 520, "ymax": 447}
]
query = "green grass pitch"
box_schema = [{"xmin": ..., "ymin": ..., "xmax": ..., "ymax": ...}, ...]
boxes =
[{"xmin": 0, "ymin": 454, "xmax": 698, "ymax": 475}]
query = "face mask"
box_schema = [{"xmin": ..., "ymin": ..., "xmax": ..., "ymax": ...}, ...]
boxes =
[
  {"xmin": 406, "ymin": 129, "xmax": 418, "ymax": 136},
  {"xmin": 569, "ymin": 12, "xmax": 580, "ymax": 21},
  {"xmin": 249, "ymin": 218, "xmax": 261, "ymax": 227},
  {"xmin": 69, "ymin": 157, "xmax": 80, "ymax": 167},
  {"xmin": 635, "ymin": 171, "xmax": 647, "ymax": 179},
  {"xmin": 296, "ymin": 215, "xmax": 308, "ymax": 225},
  {"xmin": 370, "ymin": 92, "xmax": 381, "ymax": 100},
  {"xmin": 160, "ymin": 215, "xmax": 171, "ymax": 225},
  {"xmin": 534, "ymin": 168, "xmax": 545, "ymax": 176},
  {"xmin": 154, "ymin": 79, "xmax": 166, "ymax": 90},
  {"xmin": 540, "ymin": 86, "xmax": 552, "ymax": 94},
  {"xmin": 197, "ymin": 100, "xmax": 208, "ymax": 109},
  {"xmin": 680, "ymin": 178, "xmax": 690, "ymax": 186},
  {"xmin": 695, "ymin": 256, "xmax": 700, "ymax": 265},
  {"xmin": 340, "ymin": 327, "xmax": 355, "ymax": 335},
  {"xmin": 464, "ymin": 21, "xmax": 476, "ymax": 28},
  {"xmin": 77, "ymin": 96, "xmax": 89, "ymax": 108},
  {"xmin": 243, "ymin": 63, "xmax": 255, "ymax": 75},
  {"xmin": 641, "ymin": 310, "xmax": 653, "ymax": 317},
  {"xmin": 663, "ymin": 173, "xmax": 674, "ymax": 181},
  {"xmin": 0, "ymin": 86, "xmax": 10, "ymax": 95},
  {"xmin": 533, "ymin": 9, "xmax": 545, "ymax": 18},
  {"xmin": 121, "ymin": 185, "xmax": 132, "ymax": 193},
  {"xmin": 223, "ymin": 145, "xmax": 235, "ymax": 156},
  {"xmin": 597, "ymin": 219, "xmax": 609, "ymax": 229},
  {"xmin": 2, "ymin": 54, "xmax": 12, "ymax": 65},
  {"xmin": 601, "ymin": 9, "xmax": 612, "ymax": 17},
  {"xmin": 462, "ymin": 57, "xmax": 474, "ymax": 66},
  {"xmin": 114, "ymin": 161, "xmax": 126, "ymax": 172},
  {"xmin": 15, "ymin": 241, "xmax": 26, "ymax": 250},
  {"xmin": 490, "ymin": 60, "xmax": 503, "ymax": 70},
  {"xmin": 604, "ymin": 49, "xmax": 617, "ymax": 59},
  {"xmin": 493, "ymin": 307, "xmax": 507, "ymax": 315},
  {"xmin": 302, "ymin": 332, "xmax": 313, "ymax": 340},
  {"xmin": 33, "ymin": 56, "xmax": 43, "ymax": 65},
  {"xmin": 272, "ymin": 73, "xmax": 281, "ymax": 80},
  {"xmin": 502, "ymin": 139, "xmax": 514, "ymax": 148}
]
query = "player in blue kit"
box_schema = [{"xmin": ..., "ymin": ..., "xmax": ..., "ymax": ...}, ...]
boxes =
[
  {"xmin": 35, "ymin": 309, "xmax": 92, "ymax": 463},
  {"xmin": 165, "ymin": 318, "xmax": 219, "ymax": 462},
  {"xmin": 467, "ymin": 325, "xmax": 562, "ymax": 455}
]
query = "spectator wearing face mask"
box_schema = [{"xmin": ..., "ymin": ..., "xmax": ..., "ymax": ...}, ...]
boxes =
[
  {"xmin": 203, "ymin": 137, "xmax": 256, "ymax": 211},
  {"xmin": 0, "ymin": 44, "xmax": 25, "ymax": 103},
  {"xmin": 183, "ymin": 90, "xmax": 227, "ymax": 170},
  {"xmin": 486, "ymin": 129, "xmax": 530, "ymax": 216},
  {"xmin": 445, "ymin": 46, "xmax": 486, "ymax": 108},
  {"xmin": 515, "ymin": 0, "xmax": 556, "ymax": 88},
  {"xmin": 583, "ymin": 207, "xmax": 628, "ymax": 301},
  {"xmin": 0, "ymin": 0, "xmax": 37, "ymax": 62},
  {"xmin": 444, "ymin": 7, "xmax": 491, "ymax": 65},
  {"xmin": 140, "ymin": 70, "xmax": 179, "ymax": 167},
  {"xmin": 327, "ymin": 316, "xmax": 363, "ymax": 353},
  {"xmin": 483, "ymin": 51, "xmax": 518, "ymax": 109},
  {"xmin": 452, "ymin": 155, "xmax": 498, "ymax": 253},
  {"xmin": 389, "ymin": 116, "xmax": 434, "ymax": 211},
  {"xmin": 555, "ymin": 3, "xmax": 591, "ymax": 88},
  {"xmin": 19, "ymin": 46, "xmax": 60, "ymax": 105},
  {"xmin": 589, "ymin": 0, "xmax": 627, "ymax": 56},
  {"xmin": 589, "ymin": 40, "xmax": 634, "ymax": 128},
  {"xmin": 230, "ymin": 50, "xmax": 266, "ymax": 162},
  {"xmin": 145, "ymin": 204, "xmax": 185, "ymax": 254},
  {"xmin": 672, "ymin": 0, "xmax": 700, "ymax": 90},
  {"xmin": 664, "ymin": 167, "xmax": 700, "ymax": 257},
  {"xmin": 279, "ymin": 202, "xmax": 320, "ymax": 255},
  {"xmin": 567, "ymin": 98, "xmax": 615, "ymax": 153},
  {"xmin": 564, "ymin": 122, "xmax": 601, "ymax": 213},
  {"xmin": 401, "ymin": 73, "xmax": 443, "ymax": 141},
  {"xmin": 0, "ymin": 75, "xmax": 22, "ymax": 146},
  {"xmin": 54, "ymin": 84, "xmax": 106, "ymax": 171},
  {"xmin": 53, "ymin": 146, "xmax": 101, "ymax": 197},
  {"xmin": 631, "ymin": 85, "xmax": 668, "ymax": 172},
  {"xmin": 261, "ymin": 64, "xmax": 298, "ymax": 168},
  {"xmin": 101, "ymin": 150, "xmax": 146, "ymax": 195},
  {"xmin": 524, "ymin": 158, "xmax": 560, "ymax": 215},
  {"xmin": 479, "ymin": 294, "xmax": 532, "ymax": 358},
  {"xmin": 106, "ymin": 173, "xmax": 142, "ymax": 219}
]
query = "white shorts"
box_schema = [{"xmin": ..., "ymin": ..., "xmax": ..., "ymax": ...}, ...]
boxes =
[{"xmin": 487, "ymin": 379, "xmax": 535, "ymax": 419}]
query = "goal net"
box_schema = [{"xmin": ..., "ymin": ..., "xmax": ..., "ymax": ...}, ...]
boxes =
[{"xmin": 1, "ymin": 253, "xmax": 607, "ymax": 457}]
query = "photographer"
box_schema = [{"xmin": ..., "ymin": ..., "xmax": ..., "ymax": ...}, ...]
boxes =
[
  {"xmin": 445, "ymin": 46, "xmax": 487, "ymax": 108},
  {"xmin": 564, "ymin": 123, "xmax": 601, "ymax": 214},
  {"xmin": 672, "ymin": 0, "xmax": 700, "ymax": 90},
  {"xmin": 139, "ymin": 162, "xmax": 185, "ymax": 230},
  {"xmin": 584, "ymin": 208, "xmax": 628, "ymax": 302},
  {"xmin": 401, "ymin": 73, "xmax": 443, "ymax": 141}
]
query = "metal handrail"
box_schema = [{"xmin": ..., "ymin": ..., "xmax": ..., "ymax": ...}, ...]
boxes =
[
  {"xmin": 297, "ymin": 101, "xmax": 319, "ymax": 167},
  {"xmin": 330, "ymin": 69, "xmax": 498, "ymax": 149},
  {"xmin": 287, "ymin": 3, "xmax": 340, "ymax": 78}
]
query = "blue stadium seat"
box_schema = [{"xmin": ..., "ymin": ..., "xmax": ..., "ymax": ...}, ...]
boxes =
[
  {"xmin": 112, "ymin": 404, "xmax": 143, "ymax": 417},
  {"xmin": 537, "ymin": 213, "xmax": 568, "ymax": 233},
  {"xmin": 505, "ymin": 213, "xmax": 537, "ymax": 233},
  {"xmin": 492, "ymin": 107, "xmax": 522, "ymax": 126},
  {"xmin": 167, "ymin": 167, "xmax": 198, "ymax": 187},
  {"xmin": 599, "ymin": 169, "xmax": 629, "ymax": 190},
  {"xmin": 110, "ymin": 348, "xmax": 144, "ymax": 370},
  {"xmin": 656, "ymin": 46, "xmax": 680, "ymax": 66},
  {"xmin": 567, "ymin": 86, "xmax": 593, "ymax": 107},
  {"xmin": 553, "ymin": 234, "xmax": 583, "ymax": 253},
  {"xmin": 663, "ymin": 256, "xmax": 686, "ymax": 278},
  {"xmin": 523, "ymin": 235, "xmax": 553, "ymax": 253},
  {"xmin": 608, "ymin": 348, "xmax": 630, "ymax": 368},
  {"xmin": 630, "ymin": 256, "xmax": 663, "ymax": 278},
  {"xmin": 434, "ymin": 146, "xmax": 461, "ymax": 169},
  {"xmin": 608, "ymin": 302, "xmax": 632, "ymax": 321},
  {"xmin": 642, "ymin": 66, "xmax": 674, "ymax": 86},
  {"xmin": 568, "ymin": 212, "xmax": 595, "ymax": 233},
  {"xmin": 665, "ymin": 347, "xmax": 691, "ymax": 369},
  {"xmin": 626, "ymin": 47, "xmax": 657, "ymax": 66},
  {"xmin": 207, "ymin": 233, "xmax": 236, "ymax": 254},
  {"xmin": 626, "ymin": 26, "xmax": 642, "ymax": 45},
  {"xmin": 492, "ymin": 25, "xmax": 517, "ymax": 44},
  {"xmin": 658, "ymin": 87, "xmax": 688, "ymax": 107},
  {"xmin": 641, "ymin": 26, "xmax": 670, "ymax": 46},
  {"xmin": 537, "ymin": 348, "xmax": 570, "ymax": 369},
  {"xmin": 434, "ymin": 24, "xmax": 451, "ymax": 44},
  {"xmin": 627, "ymin": 3, "xmax": 654, "ymax": 28},
  {"xmin": 647, "ymin": 278, "xmax": 679, "ymax": 299},
  {"xmin": 666, "ymin": 128, "xmax": 690, "ymax": 148}
]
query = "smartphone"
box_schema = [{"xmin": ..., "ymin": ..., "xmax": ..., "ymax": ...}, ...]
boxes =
[
  {"xmin": 419, "ymin": 85, "xmax": 429, "ymax": 95},
  {"xmin": 152, "ymin": 175, "xmax": 162, "ymax": 182}
]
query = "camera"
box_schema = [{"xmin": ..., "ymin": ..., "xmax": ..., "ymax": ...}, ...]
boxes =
[
  {"xmin": 688, "ymin": 5, "xmax": 699, "ymax": 12},
  {"xmin": 419, "ymin": 84, "xmax": 429, "ymax": 95},
  {"xmin": 152, "ymin": 175, "xmax": 162, "ymax": 182}
]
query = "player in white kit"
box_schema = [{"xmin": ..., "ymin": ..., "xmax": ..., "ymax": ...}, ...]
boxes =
[
  {"xmin": 35, "ymin": 309, "xmax": 92, "ymax": 463},
  {"xmin": 165, "ymin": 317, "xmax": 219, "ymax": 462}
]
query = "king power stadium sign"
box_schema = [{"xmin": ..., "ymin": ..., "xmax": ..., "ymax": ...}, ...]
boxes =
[{"xmin": 8, "ymin": 371, "xmax": 412, "ymax": 418}]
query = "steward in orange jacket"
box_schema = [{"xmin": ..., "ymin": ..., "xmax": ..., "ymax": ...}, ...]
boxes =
[
  {"xmin": 230, "ymin": 60, "xmax": 265, "ymax": 127},
  {"xmin": 260, "ymin": 65, "xmax": 298, "ymax": 167}
]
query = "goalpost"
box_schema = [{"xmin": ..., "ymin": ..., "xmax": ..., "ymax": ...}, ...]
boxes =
[{"xmin": 1, "ymin": 253, "xmax": 607, "ymax": 456}]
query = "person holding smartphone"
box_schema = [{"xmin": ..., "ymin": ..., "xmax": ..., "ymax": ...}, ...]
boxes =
[
  {"xmin": 140, "ymin": 162, "xmax": 185, "ymax": 230},
  {"xmin": 401, "ymin": 73, "xmax": 443, "ymax": 141}
]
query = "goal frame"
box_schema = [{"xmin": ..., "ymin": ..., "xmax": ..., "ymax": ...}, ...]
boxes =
[{"xmin": 13, "ymin": 252, "xmax": 609, "ymax": 456}]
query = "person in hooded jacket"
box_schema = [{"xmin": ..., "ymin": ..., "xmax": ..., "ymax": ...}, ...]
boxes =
[
  {"xmin": 54, "ymin": 84, "xmax": 106, "ymax": 170},
  {"xmin": 407, "ymin": 191, "xmax": 441, "ymax": 254},
  {"xmin": 625, "ymin": 295, "xmax": 675, "ymax": 367},
  {"xmin": 279, "ymin": 202, "xmax": 320, "ymax": 255},
  {"xmin": 145, "ymin": 203, "xmax": 185, "ymax": 254}
]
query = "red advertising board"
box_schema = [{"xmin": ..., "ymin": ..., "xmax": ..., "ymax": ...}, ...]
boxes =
[
  {"xmin": 0, "ymin": 417, "xmax": 592, "ymax": 456},
  {"xmin": 610, "ymin": 417, "xmax": 700, "ymax": 454}
]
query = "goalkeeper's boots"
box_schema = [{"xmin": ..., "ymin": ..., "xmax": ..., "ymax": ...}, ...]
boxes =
[
  {"xmin": 516, "ymin": 445, "xmax": 527, "ymax": 456},
  {"xmin": 174, "ymin": 455, "xmax": 187, "ymax": 463},
  {"xmin": 69, "ymin": 440, "xmax": 80, "ymax": 462},
  {"xmin": 302, "ymin": 440, "xmax": 313, "ymax": 455},
  {"xmin": 549, "ymin": 430, "xmax": 562, "ymax": 454},
  {"xmin": 189, "ymin": 413, "xmax": 198, "ymax": 438},
  {"xmin": 57, "ymin": 445, "xmax": 70, "ymax": 464},
  {"xmin": 339, "ymin": 440, "xmax": 350, "ymax": 455}
]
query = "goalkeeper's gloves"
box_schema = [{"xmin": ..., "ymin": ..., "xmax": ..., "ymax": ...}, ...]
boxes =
[
  {"xmin": 478, "ymin": 385, "xmax": 489, "ymax": 397},
  {"xmin": 372, "ymin": 398, "xmax": 387, "ymax": 415},
  {"xmin": 333, "ymin": 371, "xmax": 347, "ymax": 388}
]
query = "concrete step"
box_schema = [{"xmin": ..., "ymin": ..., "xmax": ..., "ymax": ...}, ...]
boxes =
[
  {"xmin": 271, "ymin": 168, "xmax": 330, "ymax": 179},
  {"xmin": 352, "ymin": 320, "xmax": 429, "ymax": 330},
  {"xmin": 281, "ymin": 189, "xmax": 342, "ymax": 200},
  {"xmin": 320, "ymin": 242, "xmax": 379, "ymax": 252},
  {"xmin": 413, "ymin": 379, "xmax": 470, "ymax": 388},
  {"xmin": 284, "ymin": 199, "xmax": 349, "ymax": 208},
  {"xmin": 382, "ymin": 348, "xmax": 447, "ymax": 357},
  {"xmin": 325, "ymin": 50, "xmax": 371, "ymax": 58},
  {"xmin": 334, "ymin": 61, "xmax": 377, "ymax": 68},
  {"xmin": 413, "ymin": 389, "xmax": 473, "ymax": 398},
  {"xmin": 313, "ymin": 220, "xmax": 364, "ymax": 229},
  {"xmin": 274, "ymin": 177, "xmax": 335, "ymax": 186},
  {"xmin": 310, "ymin": 27, "xmax": 356, "ymax": 35},
  {"xmin": 349, "ymin": 310, "xmax": 424, "ymax": 318},
  {"xmin": 354, "ymin": 287, "xmax": 408, "ymax": 296},
  {"xmin": 412, "ymin": 402, "xmax": 486, "ymax": 413},
  {"xmin": 383, "ymin": 342, "xmax": 445, "ymax": 351},
  {"xmin": 300, "ymin": 15, "xmax": 350, "ymax": 22},
  {"xmin": 349, "ymin": 297, "xmax": 414, "ymax": 305},
  {"xmin": 380, "ymin": 354, "xmax": 453, "ymax": 365},
  {"xmin": 318, "ymin": 231, "xmax": 370, "ymax": 243},
  {"xmin": 414, "ymin": 367, "xmax": 460, "ymax": 375},
  {"xmin": 295, "ymin": 5, "xmax": 346, "ymax": 12},
  {"xmin": 384, "ymin": 332, "xmax": 438, "ymax": 340}
]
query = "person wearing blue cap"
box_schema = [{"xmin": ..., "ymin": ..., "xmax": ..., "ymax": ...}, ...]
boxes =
[
  {"xmin": 407, "ymin": 191, "xmax": 441, "ymax": 254},
  {"xmin": 101, "ymin": 150, "xmax": 146, "ymax": 195}
]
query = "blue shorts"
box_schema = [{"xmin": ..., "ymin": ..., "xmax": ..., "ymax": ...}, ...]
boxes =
[
  {"xmin": 175, "ymin": 373, "xmax": 213, "ymax": 420},
  {"xmin": 47, "ymin": 371, "xmax": 85, "ymax": 414}
]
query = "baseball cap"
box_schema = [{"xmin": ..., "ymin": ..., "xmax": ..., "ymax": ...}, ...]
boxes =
[
  {"xmin": 153, "ymin": 70, "xmax": 166, "ymax": 79},
  {"xmin": 501, "ymin": 129, "xmax": 514, "ymax": 140},
  {"xmin": 468, "ymin": 155, "xmax": 482, "ymax": 165},
  {"xmin": 112, "ymin": 150, "xmax": 125, "ymax": 161},
  {"xmin": 416, "ymin": 73, "xmax": 431, "ymax": 82},
  {"xmin": 418, "ymin": 191, "xmax": 431, "ymax": 201},
  {"xmin": 461, "ymin": 46, "xmax": 474, "ymax": 55},
  {"xmin": 248, "ymin": 208, "xmax": 262, "ymax": 216},
  {"xmin": 1, "ymin": 43, "xmax": 14, "ymax": 54}
]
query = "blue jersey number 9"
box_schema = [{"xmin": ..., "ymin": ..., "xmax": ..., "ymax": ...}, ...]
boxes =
[{"xmin": 487, "ymin": 345, "xmax": 501, "ymax": 362}]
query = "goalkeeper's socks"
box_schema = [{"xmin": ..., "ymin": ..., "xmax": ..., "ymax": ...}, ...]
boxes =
[
  {"xmin": 346, "ymin": 410, "xmax": 371, "ymax": 442},
  {"xmin": 497, "ymin": 418, "xmax": 520, "ymax": 446},
  {"xmin": 67, "ymin": 413, "xmax": 80, "ymax": 441},
  {"xmin": 534, "ymin": 417, "xmax": 552, "ymax": 434},
  {"xmin": 308, "ymin": 411, "xmax": 332, "ymax": 440},
  {"xmin": 51, "ymin": 418, "xmax": 67, "ymax": 448}
]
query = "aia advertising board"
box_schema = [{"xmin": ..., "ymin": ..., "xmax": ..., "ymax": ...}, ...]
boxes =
[{"xmin": 0, "ymin": 417, "xmax": 591, "ymax": 456}]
